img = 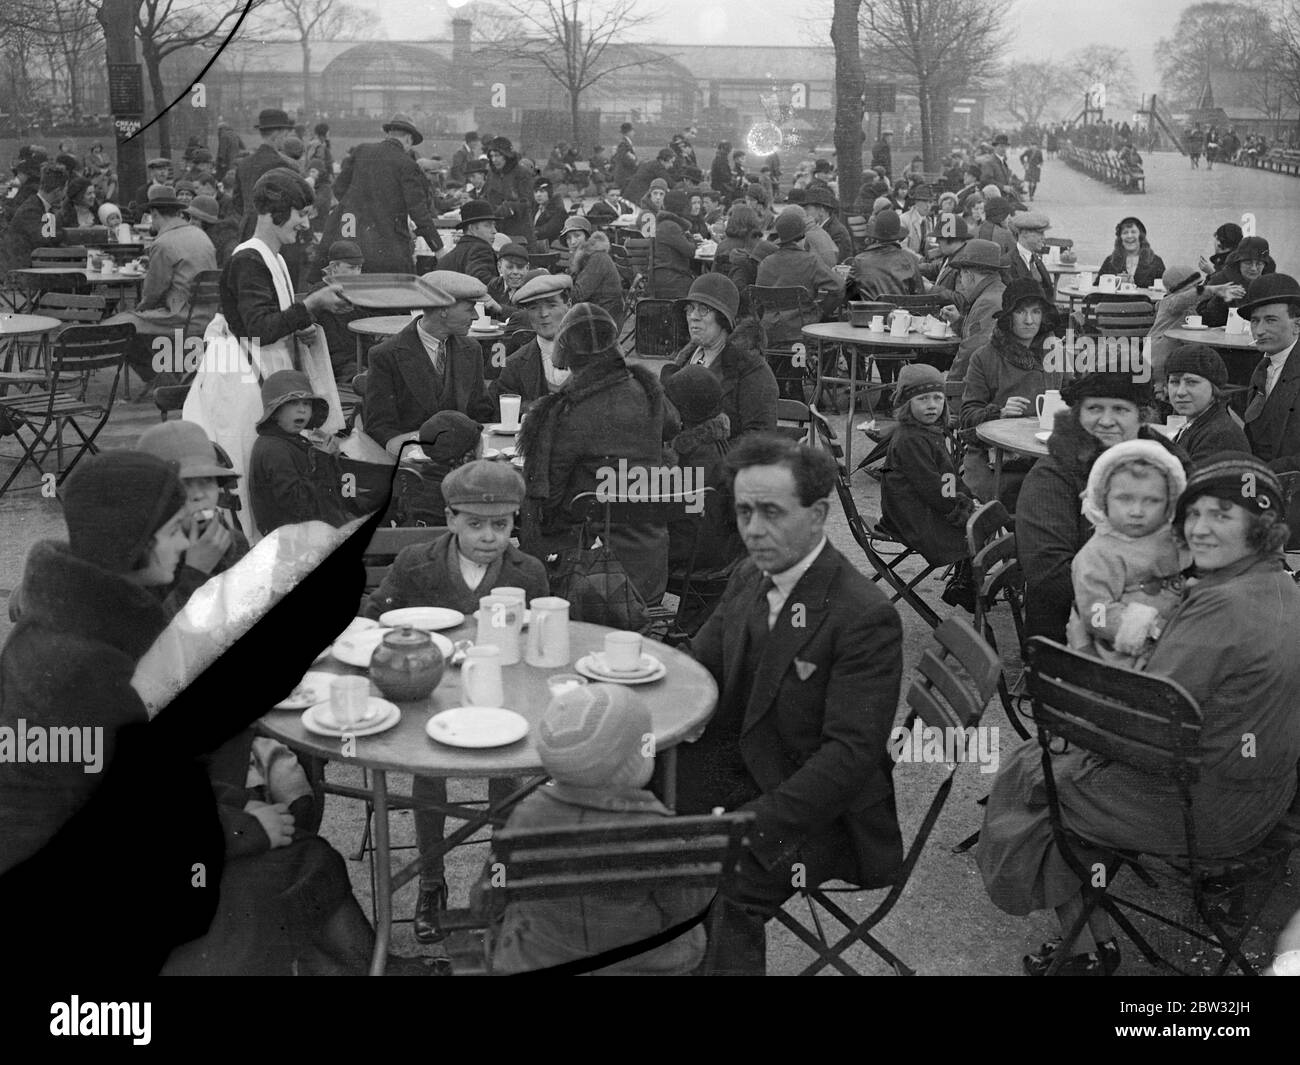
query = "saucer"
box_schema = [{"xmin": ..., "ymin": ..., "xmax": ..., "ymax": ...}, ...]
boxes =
[
  {"xmin": 1181, "ymin": 323, "xmax": 1209, "ymax": 330},
  {"xmin": 1034, "ymin": 430, "xmax": 1052, "ymax": 443},
  {"xmin": 275, "ymin": 670, "xmax": 337, "ymax": 711},
  {"xmin": 575, "ymin": 653, "xmax": 666, "ymax": 685},
  {"xmin": 302, "ymin": 699, "xmax": 400, "ymax": 737},
  {"xmin": 484, "ymin": 423, "xmax": 521, "ymax": 435},
  {"xmin": 426, "ymin": 707, "xmax": 529, "ymax": 748}
]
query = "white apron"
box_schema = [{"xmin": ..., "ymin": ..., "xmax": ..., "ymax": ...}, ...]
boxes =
[{"xmin": 182, "ymin": 238, "xmax": 344, "ymax": 542}]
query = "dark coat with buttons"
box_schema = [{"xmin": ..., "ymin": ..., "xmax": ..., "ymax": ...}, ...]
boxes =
[
  {"xmin": 329, "ymin": 138, "xmax": 445, "ymax": 272},
  {"xmin": 676, "ymin": 544, "xmax": 905, "ymax": 889},
  {"xmin": 363, "ymin": 322, "xmax": 496, "ymax": 446}
]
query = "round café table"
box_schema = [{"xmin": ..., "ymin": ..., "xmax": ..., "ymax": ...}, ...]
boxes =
[
  {"xmin": 0, "ymin": 312, "xmax": 61, "ymax": 389},
  {"xmin": 803, "ymin": 321, "xmax": 959, "ymax": 467},
  {"xmin": 1057, "ymin": 277, "xmax": 1166, "ymax": 310},
  {"xmin": 975, "ymin": 417, "xmax": 1051, "ymax": 497},
  {"xmin": 1163, "ymin": 325, "xmax": 1258, "ymax": 351},
  {"xmin": 258, "ymin": 619, "xmax": 717, "ymax": 975},
  {"xmin": 8, "ymin": 266, "xmax": 145, "ymax": 311}
]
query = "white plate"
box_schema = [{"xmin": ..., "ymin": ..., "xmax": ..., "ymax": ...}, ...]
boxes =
[
  {"xmin": 575, "ymin": 653, "xmax": 667, "ymax": 685},
  {"xmin": 1180, "ymin": 323, "xmax": 1209, "ymax": 330},
  {"xmin": 302, "ymin": 699, "xmax": 400, "ymax": 737},
  {"xmin": 426, "ymin": 707, "xmax": 530, "ymax": 748},
  {"xmin": 331, "ymin": 627, "xmax": 392, "ymax": 667},
  {"xmin": 340, "ymin": 616, "xmax": 379, "ymax": 636},
  {"xmin": 379, "ymin": 607, "xmax": 465, "ymax": 631},
  {"xmin": 484, "ymin": 423, "xmax": 521, "ymax": 435},
  {"xmin": 275, "ymin": 670, "xmax": 338, "ymax": 711},
  {"xmin": 1034, "ymin": 430, "xmax": 1052, "ymax": 443},
  {"xmin": 590, "ymin": 650, "xmax": 660, "ymax": 676}
]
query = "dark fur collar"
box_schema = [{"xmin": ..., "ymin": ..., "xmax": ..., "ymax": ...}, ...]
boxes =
[
  {"xmin": 670, "ymin": 413, "xmax": 731, "ymax": 455},
  {"xmin": 16, "ymin": 541, "xmax": 170, "ymax": 661},
  {"xmin": 655, "ymin": 210, "xmax": 692, "ymax": 231}
]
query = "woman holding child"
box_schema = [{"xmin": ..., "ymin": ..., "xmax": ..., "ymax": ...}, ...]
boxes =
[
  {"xmin": 1015, "ymin": 373, "xmax": 1187, "ymax": 644},
  {"xmin": 980, "ymin": 451, "xmax": 1300, "ymax": 975}
]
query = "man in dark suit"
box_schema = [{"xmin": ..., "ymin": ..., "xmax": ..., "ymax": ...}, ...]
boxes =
[
  {"xmin": 0, "ymin": 163, "xmax": 66, "ymax": 271},
  {"xmin": 676, "ymin": 434, "xmax": 905, "ymax": 975},
  {"xmin": 1004, "ymin": 210, "xmax": 1056, "ymax": 305},
  {"xmin": 979, "ymin": 133, "xmax": 1020, "ymax": 195},
  {"xmin": 231, "ymin": 109, "xmax": 296, "ymax": 238},
  {"xmin": 363, "ymin": 270, "xmax": 496, "ymax": 455},
  {"xmin": 611, "ymin": 123, "xmax": 637, "ymax": 190},
  {"xmin": 1241, "ymin": 275, "xmax": 1300, "ymax": 468},
  {"xmin": 439, "ymin": 200, "xmax": 499, "ymax": 287},
  {"xmin": 449, "ymin": 131, "xmax": 481, "ymax": 187},
  {"xmin": 328, "ymin": 113, "xmax": 445, "ymax": 275}
]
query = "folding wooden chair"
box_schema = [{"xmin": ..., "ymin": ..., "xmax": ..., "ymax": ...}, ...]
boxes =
[
  {"xmin": 623, "ymin": 236, "xmax": 655, "ymax": 301},
  {"xmin": 632, "ymin": 297, "xmax": 688, "ymax": 361},
  {"xmin": 748, "ymin": 285, "xmax": 820, "ymax": 402},
  {"xmin": 1025, "ymin": 637, "xmax": 1300, "ymax": 976},
  {"xmin": 773, "ymin": 398, "xmax": 811, "ymax": 443},
  {"xmin": 440, "ymin": 811, "xmax": 754, "ymax": 974},
  {"xmin": 809, "ymin": 402, "xmax": 942, "ymax": 628},
  {"xmin": 845, "ymin": 214, "xmax": 870, "ymax": 253},
  {"xmin": 1073, "ymin": 291, "xmax": 1151, "ymax": 335},
  {"xmin": 361, "ymin": 524, "xmax": 449, "ymax": 594},
  {"xmin": 774, "ymin": 618, "xmax": 1001, "ymax": 975},
  {"xmin": 966, "ymin": 500, "xmax": 1031, "ymax": 741},
  {"xmin": 0, "ymin": 322, "xmax": 133, "ymax": 499}
]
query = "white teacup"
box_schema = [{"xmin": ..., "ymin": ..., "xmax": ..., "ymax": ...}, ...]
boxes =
[
  {"xmin": 1151, "ymin": 278, "xmax": 1165, "ymax": 291},
  {"xmin": 329, "ymin": 676, "xmax": 375, "ymax": 728},
  {"xmin": 604, "ymin": 631, "xmax": 643, "ymax": 672},
  {"xmin": 1185, "ymin": 315, "xmax": 1203, "ymax": 328},
  {"xmin": 476, "ymin": 595, "xmax": 523, "ymax": 664}
]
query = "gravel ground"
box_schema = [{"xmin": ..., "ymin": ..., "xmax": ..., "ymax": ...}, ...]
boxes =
[{"xmin": 2, "ymin": 152, "xmax": 1296, "ymax": 975}]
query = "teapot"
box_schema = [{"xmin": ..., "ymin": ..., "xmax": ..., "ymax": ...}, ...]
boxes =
[
  {"xmin": 1036, "ymin": 389, "xmax": 1068, "ymax": 431},
  {"xmin": 369, "ymin": 625, "xmax": 445, "ymax": 702}
]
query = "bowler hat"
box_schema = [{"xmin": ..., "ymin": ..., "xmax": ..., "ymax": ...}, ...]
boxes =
[
  {"xmin": 145, "ymin": 185, "xmax": 184, "ymax": 210},
  {"xmin": 774, "ymin": 208, "xmax": 807, "ymax": 245},
  {"xmin": 255, "ymin": 108, "xmax": 295, "ymax": 131},
  {"xmin": 327, "ymin": 240, "xmax": 364, "ymax": 264},
  {"xmin": 802, "ymin": 185, "xmax": 839, "ymax": 211},
  {"xmin": 382, "ymin": 113, "xmax": 423, "ymax": 145},
  {"xmin": 948, "ymin": 238, "xmax": 1004, "ymax": 272},
  {"xmin": 457, "ymin": 200, "xmax": 499, "ymax": 228},
  {"xmin": 1236, "ymin": 273, "xmax": 1300, "ymax": 317},
  {"xmin": 865, "ymin": 209, "xmax": 904, "ymax": 243}
]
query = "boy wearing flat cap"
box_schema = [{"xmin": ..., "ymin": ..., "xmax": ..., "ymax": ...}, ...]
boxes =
[
  {"xmin": 490, "ymin": 272, "xmax": 573, "ymax": 407},
  {"xmin": 363, "ymin": 458, "xmax": 548, "ymax": 941},
  {"xmin": 486, "ymin": 241, "xmax": 532, "ymax": 325},
  {"xmin": 363, "ymin": 270, "xmax": 497, "ymax": 454}
]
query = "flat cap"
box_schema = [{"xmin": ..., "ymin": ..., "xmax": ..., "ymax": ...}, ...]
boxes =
[
  {"xmin": 514, "ymin": 272, "xmax": 573, "ymax": 305},
  {"xmin": 442, "ymin": 458, "xmax": 525, "ymax": 515},
  {"xmin": 422, "ymin": 270, "xmax": 488, "ymax": 302},
  {"xmin": 497, "ymin": 242, "xmax": 531, "ymax": 263},
  {"xmin": 1010, "ymin": 210, "xmax": 1051, "ymax": 232}
]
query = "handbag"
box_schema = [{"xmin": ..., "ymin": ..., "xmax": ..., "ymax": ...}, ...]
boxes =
[{"xmin": 547, "ymin": 512, "xmax": 648, "ymax": 632}]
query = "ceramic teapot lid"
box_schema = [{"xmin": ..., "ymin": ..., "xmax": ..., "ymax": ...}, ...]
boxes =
[{"xmin": 383, "ymin": 624, "xmax": 434, "ymax": 649}]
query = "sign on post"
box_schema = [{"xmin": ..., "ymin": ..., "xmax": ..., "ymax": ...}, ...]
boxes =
[
  {"xmin": 863, "ymin": 83, "xmax": 897, "ymax": 114},
  {"xmin": 108, "ymin": 64, "xmax": 145, "ymax": 116}
]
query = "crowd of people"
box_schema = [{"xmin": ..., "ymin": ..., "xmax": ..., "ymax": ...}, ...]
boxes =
[{"xmin": 2, "ymin": 106, "xmax": 1300, "ymax": 977}]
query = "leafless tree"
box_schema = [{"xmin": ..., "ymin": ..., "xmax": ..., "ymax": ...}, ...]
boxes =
[
  {"xmin": 474, "ymin": 0, "xmax": 663, "ymax": 145},
  {"xmin": 0, "ymin": 0, "xmax": 104, "ymax": 118},
  {"xmin": 269, "ymin": 0, "xmax": 370, "ymax": 119},
  {"xmin": 1064, "ymin": 45, "xmax": 1137, "ymax": 111},
  {"xmin": 1156, "ymin": 1, "xmax": 1274, "ymax": 106},
  {"xmin": 130, "ymin": 0, "xmax": 275, "ymax": 154},
  {"xmin": 1279, "ymin": 1, "xmax": 1300, "ymax": 129},
  {"xmin": 830, "ymin": 0, "xmax": 865, "ymax": 212},
  {"xmin": 859, "ymin": 0, "xmax": 1011, "ymax": 170},
  {"xmin": 1000, "ymin": 60, "xmax": 1069, "ymax": 127}
]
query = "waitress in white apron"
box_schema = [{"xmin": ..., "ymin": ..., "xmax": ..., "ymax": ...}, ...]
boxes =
[{"xmin": 183, "ymin": 168, "xmax": 359, "ymax": 541}]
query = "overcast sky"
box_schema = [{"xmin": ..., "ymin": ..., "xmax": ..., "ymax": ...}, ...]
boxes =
[{"xmin": 380, "ymin": 0, "xmax": 1194, "ymax": 98}]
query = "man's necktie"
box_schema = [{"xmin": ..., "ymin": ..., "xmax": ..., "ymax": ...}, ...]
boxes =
[
  {"xmin": 746, "ymin": 576, "xmax": 776, "ymax": 648},
  {"xmin": 1244, "ymin": 357, "xmax": 1270, "ymax": 424}
]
